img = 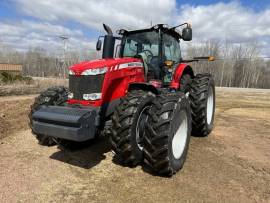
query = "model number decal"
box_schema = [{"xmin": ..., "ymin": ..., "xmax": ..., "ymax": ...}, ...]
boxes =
[
  {"xmin": 118, "ymin": 62, "xmax": 143, "ymax": 70},
  {"xmin": 108, "ymin": 63, "xmax": 143, "ymax": 71}
]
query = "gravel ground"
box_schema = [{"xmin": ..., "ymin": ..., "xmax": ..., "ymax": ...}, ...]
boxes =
[{"xmin": 0, "ymin": 87, "xmax": 269, "ymax": 203}]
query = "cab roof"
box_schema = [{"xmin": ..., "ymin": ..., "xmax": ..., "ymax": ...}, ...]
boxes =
[{"xmin": 118, "ymin": 24, "xmax": 181, "ymax": 40}]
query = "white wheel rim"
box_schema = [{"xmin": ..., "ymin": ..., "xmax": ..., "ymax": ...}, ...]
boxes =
[
  {"xmin": 207, "ymin": 86, "xmax": 214, "ymax": 125},
  {"xmin": 172, "ymin": 112, "xmax": 188, "ymax": 159}
]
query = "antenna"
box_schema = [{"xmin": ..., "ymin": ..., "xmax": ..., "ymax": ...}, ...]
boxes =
[
  {"xmin": 58, "ymin": 35, "xmax": 69, "ymax": 77},
  {"xmin": 59, "ymin": 35, "xmax": 69, "ymax": 56}
]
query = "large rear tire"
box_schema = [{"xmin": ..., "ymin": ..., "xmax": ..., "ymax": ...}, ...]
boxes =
[
  {"xmin": 144, "ymin": 93, "xmax": 191, "ymax": 176},
  {"xmin": 29, "ymin": 86, "xmax": 68, "ymax": 146},
  {"xmin": 189, "ymin": 74, "xmax": 215, "ymax": 136},
  {"xmin": 110, "ymin": 90, "xmax": 155, "ymax": 167}
]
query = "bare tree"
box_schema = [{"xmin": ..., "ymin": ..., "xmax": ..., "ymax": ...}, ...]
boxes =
[{"xmin": 0, "ymin": 41, "xmax": 270, "ymax": 88}]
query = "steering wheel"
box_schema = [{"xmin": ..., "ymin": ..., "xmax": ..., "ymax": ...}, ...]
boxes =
[{"xmin": 142, "ymin": 49, "xmax": 154, "ymax": 62}]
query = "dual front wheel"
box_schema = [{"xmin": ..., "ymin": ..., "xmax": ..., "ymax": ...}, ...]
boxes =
[
  {"xmin": 110, "ymin": 91, "xmax": 192, "ymax": 176},
  {"xmin": 111, "ymin": 74, "xmax": 215, "ymax": 176},
  {"xmin": 110, "ymin": 90, "xmax": 155, "ymax": 166},
  {"xmin": 144, "ymin": 93, "xmax": 191, "ymax": 176}
]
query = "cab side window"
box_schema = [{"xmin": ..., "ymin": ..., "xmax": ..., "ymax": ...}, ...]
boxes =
[
  {"xmin": 163, "ymin": 34, "xmax": 181, "ymax": 62},
  {"xmin": 123, "ymin": 39, "xmax": 137, "ymax": 56}
]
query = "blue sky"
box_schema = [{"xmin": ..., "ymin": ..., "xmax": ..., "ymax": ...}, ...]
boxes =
[
  {"xmin": 176, "ymin": 0, "xmax": 270, "ymax": 10},
  {"xmin": 0, "ymin": 0, "xmax": 270, "ymax": 55}
]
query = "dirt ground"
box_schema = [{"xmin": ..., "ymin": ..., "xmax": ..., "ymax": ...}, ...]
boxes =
[{"xmin": 0, "ymin": 87, "xmax": 269, "ymax": 203}]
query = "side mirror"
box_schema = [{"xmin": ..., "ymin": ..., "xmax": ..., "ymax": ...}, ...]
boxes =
[
  {"xmin": 96, "ymin": 39, "xmax": 102, "ymax": 51},
  {"xmin": 182, "ymin": 27, "xmax": 192, "ymax": 41}
]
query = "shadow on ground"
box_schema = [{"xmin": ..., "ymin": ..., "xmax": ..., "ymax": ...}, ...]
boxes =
[
  {"xmin": 50, "ymin": 132, "xmax": 206, "ymax": 176},
  {"xmin": 50, "ymin": 137, "xmax": 111, "ymax": 169},
  {"xmin": 49, "ymin": 136, "xmax": 160, "ymax": 176}
]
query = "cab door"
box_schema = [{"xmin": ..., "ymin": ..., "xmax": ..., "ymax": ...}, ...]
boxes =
[{"xmin": 162, "ymin": 34, "xmax": 182, "ymax": 83}]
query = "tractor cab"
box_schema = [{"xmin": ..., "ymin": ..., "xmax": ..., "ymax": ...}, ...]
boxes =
[{"xmin": 97, "ymin": 23, "xmax": 192, "ymax": 86}]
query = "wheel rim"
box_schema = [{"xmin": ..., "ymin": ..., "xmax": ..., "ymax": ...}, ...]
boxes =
[
  {"xmin": 136, "ymin": 106, "xmax": 150, "ymax": 150},
  {"xmin": 172, "ymin": 112, "xmax": 188, "ymax": 159},
  {"xmin": 207, "ymin": 86, "xmax": 214, "ymax": 125}
]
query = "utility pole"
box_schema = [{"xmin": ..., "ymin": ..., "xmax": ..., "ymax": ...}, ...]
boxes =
[{"xmin": 59, "ymin": 35, "xmax": 69, "ymax": 77}]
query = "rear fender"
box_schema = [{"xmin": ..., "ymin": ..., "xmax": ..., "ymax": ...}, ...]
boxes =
[{"xmin": 170, "ymin": 63, "xmax": 194, "ymax": 89}]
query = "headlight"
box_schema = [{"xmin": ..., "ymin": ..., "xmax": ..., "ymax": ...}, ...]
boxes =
[
  {"xmin": 69, "ymin": 70, "xmax": 75, "ymax": 75},
  {"xmin": 81, "ymin": 67, "xmax": 107, "ymax": 75},
  {"xmin": 83, "ymin": 93, "xmax": 102, "ymax": 100}
]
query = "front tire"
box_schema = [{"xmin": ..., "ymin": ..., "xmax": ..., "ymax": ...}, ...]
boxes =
[
  {"xmin": 179, "ymin": 74, "xmax": 192, "ymax": 93},
  {"xmin": 29, "ymin": 86, "xmax": 68, "ymax": 146},
  {"xmin": 189, "ymin": 74, "xmax": 215, "ymax": 136},
  {"xmin": 144, "ymin": 93, "xmax": 192, "ymax": 176},
  {"xmin": 110, "ymin": 90, "xmax": 155, "ymax": 167}
]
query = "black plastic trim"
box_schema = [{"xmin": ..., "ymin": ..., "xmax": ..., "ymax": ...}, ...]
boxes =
[{"xmin": 32, "ymin": 106, "xmax": 100, "ymax": 142}]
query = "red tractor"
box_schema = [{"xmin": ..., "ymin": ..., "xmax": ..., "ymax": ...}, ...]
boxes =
[{"xmin": 29, "ymin": 23, "xmax": 215, "ymax": 176}]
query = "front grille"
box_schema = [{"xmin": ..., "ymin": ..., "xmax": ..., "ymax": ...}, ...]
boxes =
[{"xmin": 69, "ymin": 74, "xmax": 104, "ymax": 100}]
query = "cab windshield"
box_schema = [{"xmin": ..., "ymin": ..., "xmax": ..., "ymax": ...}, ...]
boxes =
[{"xmin": 122, "ymin": 31, "xmax": 159, "ymax": 58}]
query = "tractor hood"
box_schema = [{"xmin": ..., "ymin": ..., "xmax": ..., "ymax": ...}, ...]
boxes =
[{"xmin": 69, "ymin": 57, "xmax": 142, "ymax": 75}]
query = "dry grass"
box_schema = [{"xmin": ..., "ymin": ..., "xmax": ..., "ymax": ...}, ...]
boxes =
[{"xmin": 0, "ymin": 77, "xmax": 68, "ymax": 96}]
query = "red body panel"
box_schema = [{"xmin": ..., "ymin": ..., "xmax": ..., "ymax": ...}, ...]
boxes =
[
  {"xmin": 170, "ymin": 63, "xmax": 189, "ymax": 89},
  {"xmin": 67, "ymin": 58, "xmax": 190, "ymax": 107},
  {"xmin": 68, "ymin": 57, "xmax": 145, "ymax": 107},
  {"xmin": 69, "ymin": 57, "xmax": 142, "ymax": 75}
]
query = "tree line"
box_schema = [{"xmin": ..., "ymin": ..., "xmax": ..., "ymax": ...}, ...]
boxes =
[
  {"xmin": 186, "ymin": 40, "xmax": 270, "ymax": 89},
  {"xmin": 0, "ymin": 45, "xmax": 99, "ymax": 78},
  {"xmin": 0, "ymin": 41, "xmax": 269, "ymax": 89}
]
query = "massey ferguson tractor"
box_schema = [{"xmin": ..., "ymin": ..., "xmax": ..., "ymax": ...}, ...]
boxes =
[{"xmin": 29, "ymin": 23, "xmax": 215, "ymax": 176}]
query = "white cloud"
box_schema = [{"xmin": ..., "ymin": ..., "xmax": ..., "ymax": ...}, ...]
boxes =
[
  {"xmin": 177, "ymin": 2, "xmax": 270, "ymax": 40},
  {"xmin": 176, "ymin": 2, "xmax": 270, "ymax": 55},
  {"xmin": 1, "ymin": 1, "xmax": 270, "ymax": 55},
  {"xmin": 15, "ymin": 0, "xmax": 175, "ymax": 30},
  {"xmin": 0, "ymin": 20, "xmax": 92, "ymax": 52}
]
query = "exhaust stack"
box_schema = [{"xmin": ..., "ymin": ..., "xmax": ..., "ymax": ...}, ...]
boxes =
[{"xmin": 102, "ymin": 24, "xmax": 115, "ymax": 59}]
